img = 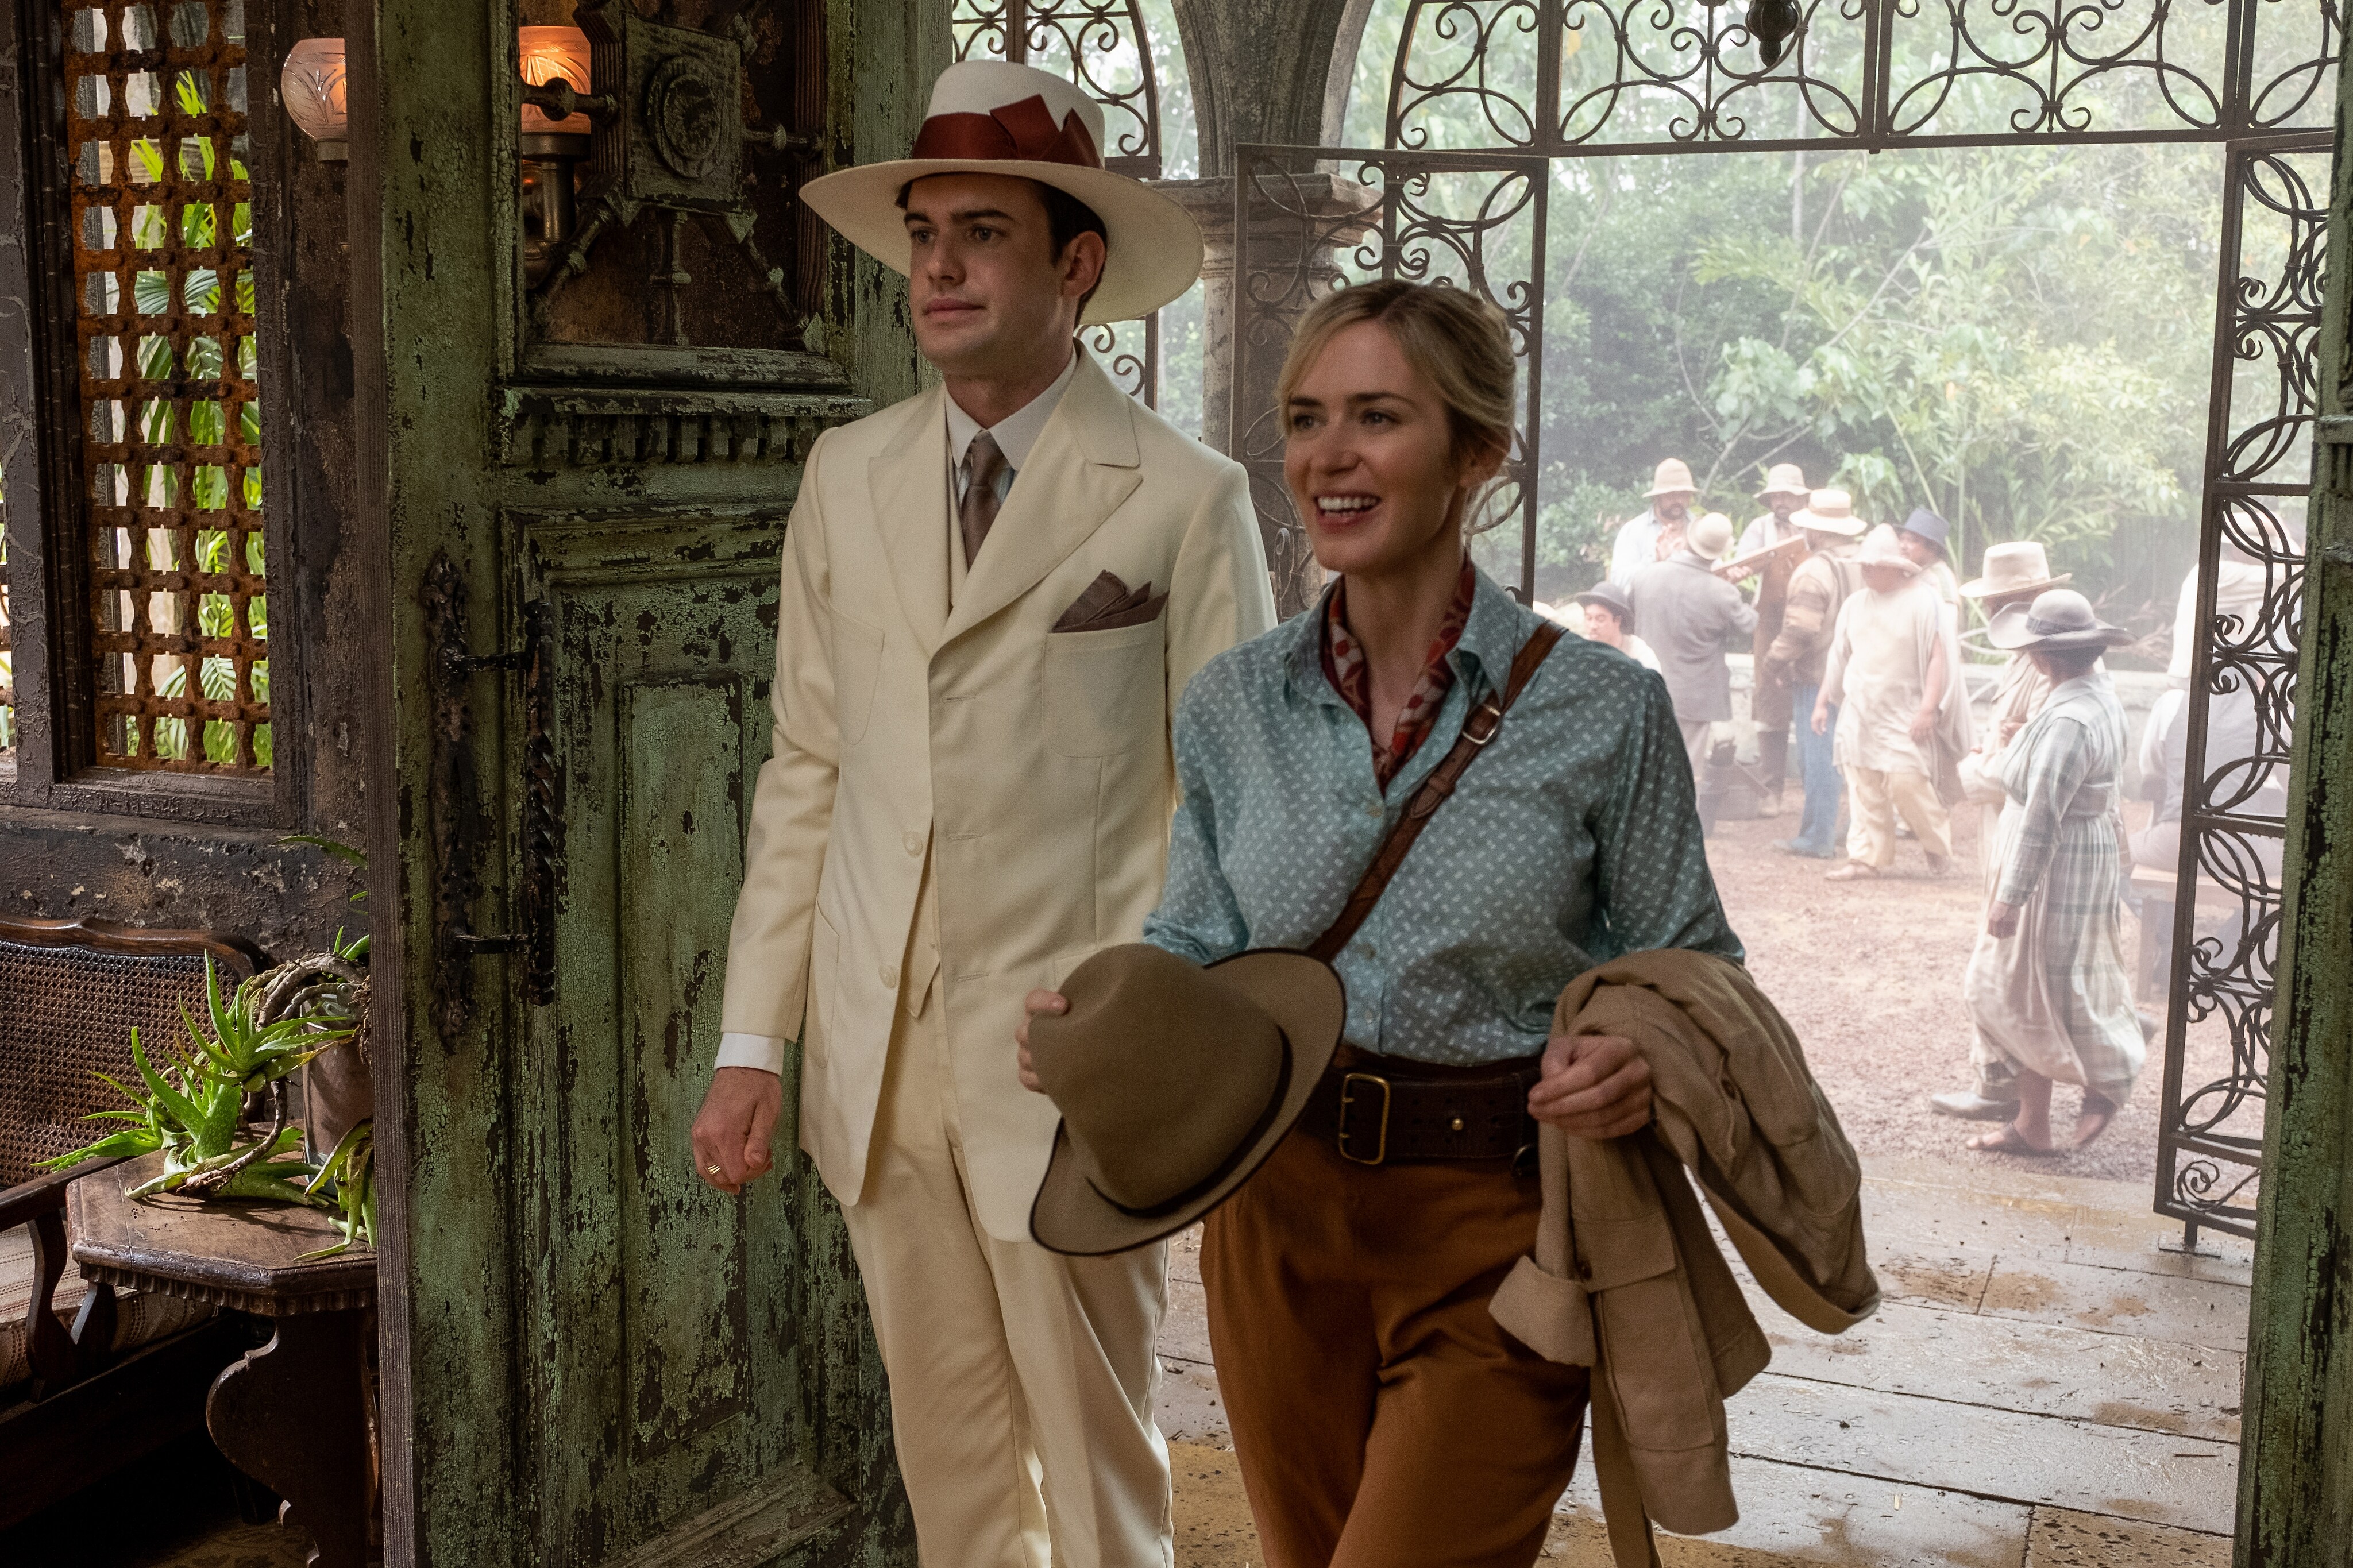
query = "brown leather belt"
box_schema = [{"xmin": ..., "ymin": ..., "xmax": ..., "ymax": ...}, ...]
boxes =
[{"xmin": 1297, "ymin": 1047, "xmax": 1542, "ymax": 1166}]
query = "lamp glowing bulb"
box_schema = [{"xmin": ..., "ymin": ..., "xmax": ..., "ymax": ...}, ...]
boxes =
[
  {"xmin": 281, "ymin": 37, "xmax": 348, "ymax": 160},
  {"xmin": 519, "ymin": 26, "xmax": 593, "ymax": 136}
]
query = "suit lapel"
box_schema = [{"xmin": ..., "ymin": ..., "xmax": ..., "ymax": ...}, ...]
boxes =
[
  {"xmin": 942, "ymin": 354, "xmax": 1142, "ymax": 648},
  {"xmin": 869, "ymin": 386, "xmax": 951, "ymax": 655}
]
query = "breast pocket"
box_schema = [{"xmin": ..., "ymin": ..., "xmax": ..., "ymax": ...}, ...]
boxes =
[
  {"xmin": 832, "ymin": 612, "xmax": 885, "ymax": 747},
  {"xmin": 1040, "ymin": 619, "xmax": 1166, "ymax": 759}
]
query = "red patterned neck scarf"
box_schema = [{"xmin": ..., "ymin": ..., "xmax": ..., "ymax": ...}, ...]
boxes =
[{"xmin": 1320, "ymin": 561, "xmax": 1478, "ymax": 791}]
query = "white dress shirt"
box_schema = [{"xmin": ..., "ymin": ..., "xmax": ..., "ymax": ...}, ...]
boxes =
[{"xmin": 714, "ymin": 349, "xmax": 1082, "ymax": 1077}]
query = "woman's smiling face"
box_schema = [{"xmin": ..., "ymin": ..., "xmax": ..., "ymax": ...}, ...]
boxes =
[{"xmin": 1282, "ymin": 319, "xmax": 1499, "ymax": 581}]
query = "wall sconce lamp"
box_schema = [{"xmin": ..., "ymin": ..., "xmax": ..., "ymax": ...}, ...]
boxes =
[{"xmin": 284, "ymin": 5, "xmax": 819, "ymax": 339}]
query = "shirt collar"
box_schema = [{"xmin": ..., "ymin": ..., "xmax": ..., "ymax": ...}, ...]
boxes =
[
  {"xmin": 944, "ymin": 348, "xmax": 1082, "ymax": 476},
  {"xmin": 1284, "ymin": 559, "xmax": 1531, "ymax": 705}
]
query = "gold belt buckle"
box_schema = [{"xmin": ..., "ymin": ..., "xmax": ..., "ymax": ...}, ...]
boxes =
[{"xmin": 1338, "ymin": 1072, "xmax": 1391, "ymax": 1165}]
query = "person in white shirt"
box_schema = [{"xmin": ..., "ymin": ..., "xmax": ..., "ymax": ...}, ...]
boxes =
[{"xmin": 1606, "ymin": 457, "xmax": 1698, "ymax": 587}]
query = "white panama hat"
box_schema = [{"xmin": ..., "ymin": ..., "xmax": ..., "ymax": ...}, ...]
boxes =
[{"xmin": 797, "ymin": 61, "xmax": 1205, "ymax": 326}]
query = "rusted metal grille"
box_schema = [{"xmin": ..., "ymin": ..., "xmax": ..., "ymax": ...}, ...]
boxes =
[{"xmin": 66, "ymin": 1, "xmax": 268, "ymax": 773}]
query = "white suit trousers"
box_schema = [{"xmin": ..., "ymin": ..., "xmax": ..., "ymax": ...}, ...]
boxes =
[{"xmin": 840, "ymin": 978, "xmax": 1172, "ymax": 1568}]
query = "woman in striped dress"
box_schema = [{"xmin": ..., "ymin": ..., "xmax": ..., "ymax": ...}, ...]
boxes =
[{"xmin": 1961, "ymin": 589, "xmax": 2145, "ymax": 1154}]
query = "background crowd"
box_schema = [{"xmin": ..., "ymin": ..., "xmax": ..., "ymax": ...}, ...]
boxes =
[{"xmin": 1533, "ymin": 457, "xmax": 2291, "ymax": 1160}]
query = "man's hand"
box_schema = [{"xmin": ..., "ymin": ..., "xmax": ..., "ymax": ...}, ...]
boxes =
[
  {"xmin": 1811, "ymin": 697, "xmax": 1832, "ymax": 736},
  {"xmin": 1529, "ymin": 1033, "xmax": 1653, "ymax": 1139},
  {"xmin": 1909, "ymin": 706, "xmax": 1936, "ymax": 745},
  {"xmin": 1986, "ymin": 901, "xmax": 2022, "ymax": 939},
  {"xmin": 1015, "ymin": 989, "xmax": 1069, "ymax": 1094},
  {"xmin": 692, "ymin": 1067, "xmax": 783, "ymax": 1195}
]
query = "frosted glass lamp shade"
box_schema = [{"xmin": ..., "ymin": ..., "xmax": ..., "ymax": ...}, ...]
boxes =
[
  {"xmin": 519, "ymin": 26, "xmax": 593, "ymax": 136},
  {"xmin": 281, "ymin": 37, "xmax": 348, "ymax": 148}
]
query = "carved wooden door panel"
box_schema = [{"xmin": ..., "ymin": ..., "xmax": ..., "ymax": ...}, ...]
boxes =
[
  {"xmin": 355, "ymin": 1, "xmax": 941, "ymax": 1563},
  {"xmin": 508, "ymin": 504, "xmax": 878, "ymax": 1563}
]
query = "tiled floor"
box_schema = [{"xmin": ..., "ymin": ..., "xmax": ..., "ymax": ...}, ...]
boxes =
[{"xmin": 1163, "ymin": 1156, "xmax": 2246, "ymax": 1566}]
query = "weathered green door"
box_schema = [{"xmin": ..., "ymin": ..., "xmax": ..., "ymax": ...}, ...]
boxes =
[{"xmin": 348, "ymin": 3, "xmax": 943, "ymax": 1562}]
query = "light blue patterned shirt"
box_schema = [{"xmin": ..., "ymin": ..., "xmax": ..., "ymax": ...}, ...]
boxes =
[{"xmin": 1144, "ymin": 566, "xmax": 1744, "ymax": 1065}]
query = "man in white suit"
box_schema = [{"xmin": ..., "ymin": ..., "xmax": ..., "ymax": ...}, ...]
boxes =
[{"xmin": 688, "ymin": 60, "xmax": 1276, "ymax": 1568}]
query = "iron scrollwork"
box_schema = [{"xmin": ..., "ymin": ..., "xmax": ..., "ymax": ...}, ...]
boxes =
[
  {"xmin": 1233, "ymin": 146, "xmax": 1548, "ymax": 613},
  {"xmin": 2153, "ymin": 137, "xmax": 2328, "ymax": 1242},
  {"xmin": 1382, "ymin": 0, "xmax": 2339, "ymax": 155}
]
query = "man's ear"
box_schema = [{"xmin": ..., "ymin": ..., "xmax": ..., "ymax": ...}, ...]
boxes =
[{"xmin": 1059, "ymin": 230, "xmax": 1108, "ymax": 301}]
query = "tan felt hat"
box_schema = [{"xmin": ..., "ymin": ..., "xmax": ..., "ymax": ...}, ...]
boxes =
[
  {"xmin": 799, "ymin": 61, "xmax": 1205, "ymax": 325},
  {"xmin": 1645, "ymin": 458, "xmax": 1697, "ymax": 497},
  {"xmin": 1986, "ymin": 588, "xmax": 2134, "ymax": 653},
  {"xmin": 1028, "ymin": 944, "xmax": 1346, "ymax": 1257},
  {"xmin": 1757, "ymin": 462, "xmax": 1810, "ymax": 499},
  {"xmin": 1959, "ymin": 539, "xmax": 2072, "ymax": 601},
  {"xmin": 1855, "ymin": 523, "xmax": 1923, "ymax": 574},
  {"xmin": 1688, "ymin": 511, "xmax": 1734, "ymax": 558},
  {"xmin": 1791, "ymin": 488, "xmax": 1868, "ymax": 537}
]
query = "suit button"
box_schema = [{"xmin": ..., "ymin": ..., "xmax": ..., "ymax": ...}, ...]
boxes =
[
  {"xmin": 904, "ymin": 832, "xmax": 923, "ymax": 856},
  {"xmin": 879, "ymin": 963, "xmax": 900, "ymax": 989}
]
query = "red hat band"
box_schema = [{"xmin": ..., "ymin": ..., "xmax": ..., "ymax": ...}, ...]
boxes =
[{"xmin": 908, "ymin": 93, "xmax": 1102, "ymax": 170}]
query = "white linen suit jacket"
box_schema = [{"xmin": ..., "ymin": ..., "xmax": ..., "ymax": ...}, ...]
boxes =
[{"xmin": 720, "ymin": 353, "xmax": 1276, "ymax": 1241}]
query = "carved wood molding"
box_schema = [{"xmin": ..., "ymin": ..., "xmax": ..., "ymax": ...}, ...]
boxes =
[
  {"xmin": 494, "ymin": 387, "xmax": 869, "ymax": 469},
  {"xmin": 76, "ymin": 1261, "xmax": 376, "ymax": 1318}
]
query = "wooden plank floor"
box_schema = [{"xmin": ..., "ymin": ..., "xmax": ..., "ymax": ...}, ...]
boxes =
[{"xmin": 1164, "ymin": 1156, "xmax": 2247, "ymax": 1566}]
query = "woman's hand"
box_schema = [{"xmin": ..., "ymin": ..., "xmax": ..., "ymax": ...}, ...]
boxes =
[
  {"xmin": 1985, "ymin": 901, "xmax": 2022, "ymax": 939},
  {"xmin": 1015, "ymin": 989, "xmax": 1069, "ymax": 1094},
  {"xmin": 1529, "ymin": 1033, "xmax": 1653, "ymax": 1138}
]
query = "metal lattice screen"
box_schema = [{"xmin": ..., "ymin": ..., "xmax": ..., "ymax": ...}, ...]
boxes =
[{"xmin": 67, "ymin": 0, "xmax": 268, "ymax": 774}]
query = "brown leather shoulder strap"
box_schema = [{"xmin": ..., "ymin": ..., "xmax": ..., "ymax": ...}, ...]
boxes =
[{"xmin": 1306, "ymin": 621, "xmax": 1566, "ymax": 964}]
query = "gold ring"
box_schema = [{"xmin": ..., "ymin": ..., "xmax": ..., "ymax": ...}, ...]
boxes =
[{"xmin": 705, "ymin": 1165, "xmax": 723, "ymax": 1177}]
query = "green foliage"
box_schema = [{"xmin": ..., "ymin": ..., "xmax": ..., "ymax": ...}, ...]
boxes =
[
  {"xmin": 40, "ymin": 958, "xmax": 348, "ymax": 1207},
  {"xmin": 299, "ymin": 1119, "xmax": 376, "ymax": 1261}
]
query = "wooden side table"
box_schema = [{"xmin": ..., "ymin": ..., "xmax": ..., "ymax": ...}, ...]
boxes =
[{"xmin": 68, "ymin": 1152, "xmax": 377, "ymax": 1568}]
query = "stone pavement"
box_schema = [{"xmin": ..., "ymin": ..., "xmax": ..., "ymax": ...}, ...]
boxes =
[{"xmin": 1162, "ymin": 1156, "xmax": 2248, "ymax": 1566}]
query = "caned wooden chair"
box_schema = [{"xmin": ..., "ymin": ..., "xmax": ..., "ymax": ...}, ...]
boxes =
[{"xmin": 0, "ymin": 915, "xmax": 266, "ymax": 1530}]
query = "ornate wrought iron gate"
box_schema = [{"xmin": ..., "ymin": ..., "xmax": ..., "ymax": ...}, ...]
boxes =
[
  {"xmin": 1230, "ymin": 0, "xmax": 2339, "ymax": 1239},
  {"xmin": 2155, "ymin": 133, "xmax": 2331, "ymax": 1242}
]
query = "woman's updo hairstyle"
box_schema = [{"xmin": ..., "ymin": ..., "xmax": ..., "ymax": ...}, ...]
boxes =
[{"xmin": 1274, "ymin": 279, "xmax": 1518, "ymax": 527}]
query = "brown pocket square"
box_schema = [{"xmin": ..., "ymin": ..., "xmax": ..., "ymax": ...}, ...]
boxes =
[{"xmin": 1052, "ymin": 570, "xmax": 1168, "ymax": 633}]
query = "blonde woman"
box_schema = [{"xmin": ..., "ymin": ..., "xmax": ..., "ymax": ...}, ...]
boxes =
[{"xmin": 1028, "ymin": 280, "xmax": 1741, "ymax": 1565}]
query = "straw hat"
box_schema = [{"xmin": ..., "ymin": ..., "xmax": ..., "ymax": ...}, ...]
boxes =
[
  {"xmin": 1645, "ymin": 458, "xmax": 1697, "ymax": 497},
  {"xmin": 1028, "ymin": 944, "xmax": 1345, "ymax": 1256},
  {"xmin": 1854, "ymin": 524, "xmax": 1922, "ymax": 574},
  {"xmin": 1959, "ymin": 540, "xmax": 2071, "ymax": 601},
  {"xmin": 799, "ymin": 61, "xmax": 1204, "ymax": 325},
  {"xmin": 1791, "ymin": 489, "xmax": 1868, "ymax": 538},
  {"xmin": 1757, "ymin": 462, "xmax": 1810, "ymax": 499},
  {"xmin": 1687, "ymin": 511, "xmax": 1734, "ymax": 558},
  {"xmin": 1986, "ymin": 589, "xmax": 2134, "ymax": 654}
]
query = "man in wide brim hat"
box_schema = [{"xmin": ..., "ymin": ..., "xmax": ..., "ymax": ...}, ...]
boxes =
[
  {"xmin": 1985, "ymin": 588, "xmax": 2135, "ymax": 654},
  {"xmin": 799, "ymin": 60, "xmax": 1203, "ymax": 325},
  {"xmin": 1733, "ymin": 463, "xmax": 1816, "ymax": 818},
  {"xmin": 693, "ymin": 56, "xmax": 1276, "ymax": 1568},
  {"xmin": 1763, "ymin": 489, "xmax": 1872, "ymax": 858},
  {"xmin": 1608, "ymin": 457, "xmax": 1699, "ymax": 588}
]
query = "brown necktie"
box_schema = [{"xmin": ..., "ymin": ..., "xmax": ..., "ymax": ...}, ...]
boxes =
[{"xmin": 960, "ymin": 431, "xmax": 1009, "ymax": 567}]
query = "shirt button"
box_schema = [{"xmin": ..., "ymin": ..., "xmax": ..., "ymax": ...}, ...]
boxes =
[
  {"xmin": 879, "ymin": 963, "xmax": 900, "ymax": 989},
  {"xmin": 1364, "ymin": 802, "xmax": 1382, "ymax": 818},
  {"xmin": 904, "ymin": 832, "xmax": 923, "ymax": 856},
  {"xmin": 1361, "ymin": 942, "xmax": 1376, "ymax": 958}
]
